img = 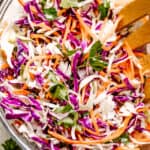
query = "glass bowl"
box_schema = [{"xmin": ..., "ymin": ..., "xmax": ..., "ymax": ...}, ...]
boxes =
[{"xmin": 0, "ymin": 1, "xmax": 150, "ymax": 150}]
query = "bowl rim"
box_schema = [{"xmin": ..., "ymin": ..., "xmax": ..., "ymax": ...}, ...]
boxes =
[
  {"xmin": 0, "ymin": 1, "xmax": 35, "ymax": 149},
  {"xmin": 0, "ymin": 108, "xmax": 31, "ymax": 150}
]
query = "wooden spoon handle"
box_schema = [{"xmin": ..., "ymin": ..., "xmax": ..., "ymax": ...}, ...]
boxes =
[
  {"xmin": 124, "ymin": 20, "xmax": 150, "ymax": 49},
  {"xmin": 117, "ymin": 0, "xmax": 150, "ymax": 30}
]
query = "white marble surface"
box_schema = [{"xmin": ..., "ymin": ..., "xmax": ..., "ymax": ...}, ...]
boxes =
[{"xmin": 0, "ymin": 121, "xmax": 10, "ymax": 149}]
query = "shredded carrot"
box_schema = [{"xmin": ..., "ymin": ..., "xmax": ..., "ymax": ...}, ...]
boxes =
[
  {"xmin": 71, "ymin": 19, "xmax": 77, "ymax": 32},
  {"xmin": 43, "ymin": 82, "xmax": 49, "ymax": 89},
  {"xmin": 62, "ymin": 17, "xmax": 72, "ymax": 53},
  {"xmin": 80, "ymin": 27, "xmax": 88, "ymax": 40},
  {"xmin": 132, "ymin": 131, "xmax": 150, "ymax": 142},
  {"xmin": 115, "ymin": 147, "xmax": 125, "ymax": 150},
  {"xmin": 124, "ymin": 42, "xmax": 135, "ymax": 57},
  {"xmin": 80, "ymin": 86, "xmax": 86, "ymax": 105},
  {"xmin": 134, "ymin": 52, "xmax": 145, "ymax": 57},
  {"xmin": 29, "ymin": 72, "xmax": 35, "ymax": 80},
  {"xmin": 95, "ymin": 113, "xmax": 102, "ymax": 119},
  {"xmin": 110, "ymin": 68, "xmax": 120, "ymax": 73},
  {"xmin": 124, "ymin": 42, "xmax": 143, "ymax": 82},
  {"xmin": 35, "ymin": 38, "xmax": 40, "ymax": 45},
  {"xmin": 26, "ymin": 55, "xmax": 52, "ymax": 66},
  {"xmin": 129, "ymin": 59, "xmax": 134, "ymax": 80},
  {"xmin": 77, "ymin": 134, "xmax": 83, "ymax": 141},
  {"xmin": 30, "ymin": 6, "xmax": 38, "ymax": 14},
  {"xmin": 52, "ymin": 31, "xmax": 60, "ymax": 37},
  {"xmin": 48, "ymin": 115, "xmax": 132, "ymax": 144},
  {"xmin": 18, "ymin": 0, "xmax": 24, "ymax": 6},
  {"xmin": 99, "ymin": 71, "xmax": 106, "ymax": 77},
  {"xmin": 52, "ymin": 54, "xmax": 62, "ymax": 68},
  {"xmin": 30, "ymin": 33, "xmax": 50, "ymax": 43},
  {"xmin": 136, "ymin": 107, "xmax": 148, "ymax": 112},
  {"xmin": 96, "ymin": 87, "xmax": 105, "ymax": 96},
  {"xmin": 112, "ymin": 58, "xmax": 128, "ymax": 68},
  {"xmin": 58, "ymin": 9, "xmax": 66, "ymax": 16},
  {"xmin": 0, "ymin": 49, "xmax": 7, "ymax": 59},
  {"xmin": 32, "ymin": 22, "xmax": 51, "ymax": 30},
  {"xmin": 122, "ymin": 59, "xmax": 134, "ymax": 80},
  {"xmin": 82, "ymin": 53, "xmax": 89, "ymax": 62},
  {"xmin": 7, "ymin": 75, "xmax": 13, "ymax": 80},
  {"xmin": 102, "ymin": 40, "xmax": 118, "ymax": 51},
  {"xmin": 0, "ymin": 63, "xmax": 9, "ymax": 69},
  {"xmin": 106, "ymin": 121, "xmax": 114, "ymax": 127},
  {"xmin": 96, "ymin": 81, "xmax": 110, "ymax": 96},
  {"xmin": 146, "ymin": 123, "xmax": 150, "ymax": 130},
  {"xmin": 18, "ymin": 0, "xmax": 38, "ymax": 14},
  {"xmin": 108, "ymin": 83, "xmax": 125, "ymax": 93},
  {"xmin": 36, "ymin": 96, "xmax": 40, "ymax": 99},
  {"xmin": 90, "ymin": 109, "xmax": 100, "ymax": 134},
  {"xmin": 115, "ymin": 146, "xmax": 140, "ymax": 150},
  {"xmin": 115, "ymin": 146, "xmax": 131, "ymax": 150},
  {"xmin": 13, "ymin": 120, "xmax": 23, "ymax": 126},
  {"xmin": 139, "ymin": 69, "xmax": 144, "ymax": 83},
  {"xmin": 22, "ymin": 83, "xmax": 28, "ymax": 89},
  {"xmin": 95, "ymin": 0, "xmax": 102, "ymax": 5},
  {"xmin": 84, "ymin": 127, "xmax": 100, "ymax": 136},
  {"xmin": 75, "ymin": 10, "xmax": 97, "ymax": 40},
  {"xmin": 13, "ymin": 89, "xmax": 29, "ymax": 95},
  {"xmin": 24, "ymin": 55, "xmax": 52, "ymax": 75}
]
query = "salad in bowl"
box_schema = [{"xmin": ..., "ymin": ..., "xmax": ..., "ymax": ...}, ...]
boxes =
[{"xmin": 0, "ymin": 0, "xmax": 150, "ymax": 149}]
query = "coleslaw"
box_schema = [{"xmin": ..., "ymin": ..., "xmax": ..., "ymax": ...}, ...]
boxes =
[{"xmin": 0, "ymin": 0, "xmax": 150, "ymax": 149}]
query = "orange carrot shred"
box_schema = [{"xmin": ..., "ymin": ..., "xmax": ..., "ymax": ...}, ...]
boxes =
[
  {"xmin": 48, "ymin": 115, "xmax": 132, "ymax": 144},
  {"xmin": 90, "ymin": 109, "xmax": 100, "ymax": 134},
  {"xmin": 18, "ymin": 0, "xmax": 24, "ymax": 6}
]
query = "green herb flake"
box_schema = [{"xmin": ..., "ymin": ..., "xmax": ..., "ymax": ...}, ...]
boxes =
[
  {"xmin": 58, "ymin": 111, "xmax": 78, "ymax": 127},
  {"xmin": 40, "ymin": 0, "xmax": 46, "ymax": 7},
  {"xmin": 20, "ymin": 65, "xmax": 25, "ymax": 76},
  {"xmin": 75, "ymin": 124, "xmax": 82, "ymax": 132},
  {"xmin": 43, "ymin": 7, "xmax": 57, "ymax": 20},
  {"xmin": 89, "ymin": 41, "xmax": 107, "ymax": 71},
  {"xmin": 50, "ymin": 83, "xmax": 68, "ymax": 100},
  {"xmin": 98, "ymin": 0, "xmax": 110, "ymax": 20},
  {"xmin": 55, "ymin": 104, "xmax": 73, "ymax": 113},
  {"xmin": 70, "ymin": 111, "xmax": 78, "ymax": 123},
  {"xmin": 66, "ymin": 50, "xmax": 77, "ymax": 56},
  {"xmin": 113, "ymin": 133, "xmax": 129, "ymax": 145},
  {"xmin": 60, "ymin": 0, "xmax": 78, "ymax": 9},
  {"xmin": 89, "ymin": 57, "xmax": 107, "ymax": 71},
  {"xmin": 63, "ymin": 48, "xmax": 81, "ymax": 57},
  {"xmin": 58, "ymin": 117, "xmax": 74, "ymax": 127},
  {"xmin": 2, "ymin": 138, "xmax": 21, "ymax": 150},
  {"xmin": 89, "ymin": 41, "xmax": 102, "ymax": 58},
  {"xmin": 48, "ymin": 71, "xmax": 58, "ymax": 83}
]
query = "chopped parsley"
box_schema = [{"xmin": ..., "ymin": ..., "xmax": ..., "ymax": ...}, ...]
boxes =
[
  {"xmin": 55, "ymin": 104, "xmax": 73, "ymax": 113},
  {"xmin": 113, "ymin": 133, "xmax": 130, "ymax": 145},
  {"xmin": 98, "ymin": 0, "xmax": 110, "ymax": 20},
  {"xmin": 48, "ymin": 71, "xmax": 58, "ymax": 83},
  {"xmin": 2, "ymin": 138, "xmax": 21, "ymax": 150},
  {"xmin": 58, "ymin": 111, "xmax": 78, "ymax": 127},
  {"xmin": 40, "ymin": 0, "xmax": 46, "ymax": 7},
  {"xmin": 50, "ymin": 83, "xmax": 68, "ymax": 100},
  {"xmin": 66, "ymin": 50, "xmax": 77, "ymax": 56},
  {"xmin": 20, "ymin": 65, "xmax": 25, "ymax": 76},
  {"xmin": 58, "ymin": 117, "xmax": 75, "ymax": 127},
  {"xmin": 89, "ymin": 41, "xmax": 107, "ymax": 71},
  {"xmin": 60, "ymin": 0, "xmax": 78, "ymax": 8},
  {"xmin": 43, "ymin": 7, "xmax": 57, "ymax": 20}
]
